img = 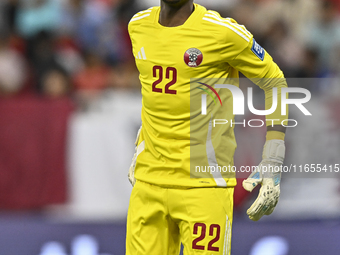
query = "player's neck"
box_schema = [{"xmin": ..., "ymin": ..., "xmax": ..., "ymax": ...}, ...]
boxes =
[{"xmin": 159, "ymin": 1, "xmax": 194, "ymax": 27}]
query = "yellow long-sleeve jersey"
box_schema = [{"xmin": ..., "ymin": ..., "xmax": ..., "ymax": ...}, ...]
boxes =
[{"xmin": 128, "ymin": 4, "xmax": 287, "ymax": 188}]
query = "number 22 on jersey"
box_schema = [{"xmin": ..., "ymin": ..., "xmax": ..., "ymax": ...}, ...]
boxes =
[{"xmin": 152, "ymin": 66, "xmax": 178, "ymax": 94}]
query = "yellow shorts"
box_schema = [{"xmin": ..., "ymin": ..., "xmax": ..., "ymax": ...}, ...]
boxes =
[{"xmin": 126, "ymin": 181, "xmax": 234, "ymax": 255}]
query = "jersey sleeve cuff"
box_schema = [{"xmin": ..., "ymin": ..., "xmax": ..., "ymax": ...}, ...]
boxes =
[{"xmin": 266, "ymin": 131, "xmax": 285, "ymax": 141}]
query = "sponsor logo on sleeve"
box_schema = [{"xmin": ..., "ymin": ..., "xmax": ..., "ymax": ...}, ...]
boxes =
[{"xmin": 251, "ymin": 38, "xmax": 265, "ymax": 61}]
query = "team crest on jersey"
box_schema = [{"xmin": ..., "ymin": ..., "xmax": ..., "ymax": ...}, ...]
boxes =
[{"xmin": 184, "ymin": 48, "xmax": 203, "ymax": 67}]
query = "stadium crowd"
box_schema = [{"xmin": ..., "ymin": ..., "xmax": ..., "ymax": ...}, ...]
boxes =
[
  {"xmin": 0, "ymin": 0, "xmax": 339, "ymax": 104},
  {"xmin": 0, "ymin": 0, "xmax": 140, "ymax": 108}
]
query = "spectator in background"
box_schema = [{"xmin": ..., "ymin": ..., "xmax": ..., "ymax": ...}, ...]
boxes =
[
  {"xmin": 0, "ymin": 1, "xmax": 27, "ymax": 59},
  {"xmin": 0, "ymin": 30, "xmax": 26, "ymax": 96},
  {"xmin": 116, "ymin": 0, "xmax": 140, "ymax": 23},
  {"xmin": 16, "ymin": 0, "xmax": 61, "ymax": 38},
  {"xmin": 330, "ymin": 44, "xmax": 340, "ymax": 75},
  {"xmin": 72, "ymin": 50, "xmax": 110, "ymax": 108},
  {"xmin": 29, "ymin": 31, "xmax": 64, "ymax": 93},
  {"xmin": 54, "ymin": 35, "xmax": 84, "ymax": 75},
  {"xmin": 59, "ymin": 0, "xmax": 126, "ymax": 64},
  {"xmin": 304, "ymin": 0, "xmax": 340, "ymax": 76},
  {"xmin": 262, "ymin": 20, "xmax": 304, "ymax": 78},
  {"xmin": 107, "ymin": 62, "xmax": 140, "ymax": 90},
  {"xmin": 13, "ymin": 0, "xmax": 67, "ymax": 93},
  {"xmin": 230, "ymin": 0, "xmax": 256, "ymax": 34},
  {"xmin": 42, "ymin": 67, "xmax": 71, "ymax": 98},
  {"xmin": 0, "ymin": 0, "xmax": 19, "ymax": 33},
  {"xmin": 296, "ymin": 48, "xmax": 320, "ymax": 78},
  {"xmin": 59, "ymin": 0, "xmax": 105, "ymax": 50},
  {"xmin": 73, "ymin": 51, "xmax": 109, "ymax": 92}
]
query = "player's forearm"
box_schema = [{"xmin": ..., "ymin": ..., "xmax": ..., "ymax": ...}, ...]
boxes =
[
  {"xmin": 267, "ymin": 125, "xmax": 286, "ymax": 133},
  {"xmin": 264, "ymin": 81, "xmax": 288, "ymax": 127},
  {"xmin": 266, "ymin": 126, "xmax": 286, "ymax": 142}
]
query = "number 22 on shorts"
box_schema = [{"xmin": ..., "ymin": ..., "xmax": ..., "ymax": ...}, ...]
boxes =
[{"xmin": 192, "ymin": 222, "xmax": 221, "ymax": 252}]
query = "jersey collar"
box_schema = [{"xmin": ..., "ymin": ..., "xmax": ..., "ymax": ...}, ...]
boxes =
[{"xmin": 154, "ymin": 3, "xmax": 204, "ymax": 29}]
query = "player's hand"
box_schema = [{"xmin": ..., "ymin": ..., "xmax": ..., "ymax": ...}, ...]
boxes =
[
  {"xmin": 242, "ymin": 139, "xmax": 285, "ymax": 221},
  {"xmin": 128, "ymin": 126, "xmax": 142, "ymax": 186}
]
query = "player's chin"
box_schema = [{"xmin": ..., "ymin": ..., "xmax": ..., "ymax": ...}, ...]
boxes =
[{"xmin": 162, "ymin": 0, "xmax": 187, "ymax": 5}]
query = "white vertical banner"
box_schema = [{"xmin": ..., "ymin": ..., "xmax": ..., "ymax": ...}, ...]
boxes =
[{"xmin": 67, "ymin": 91, "xmax": 142, "ymax": 220}]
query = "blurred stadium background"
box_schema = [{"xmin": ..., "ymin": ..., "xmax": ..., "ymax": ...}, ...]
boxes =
[{"xmin": 0, "ymin": 0, "xmax": 340, "ymax": 254}]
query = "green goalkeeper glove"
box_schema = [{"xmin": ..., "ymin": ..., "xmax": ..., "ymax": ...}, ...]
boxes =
[{"xmin": 242, "ymin": 139, "xmax": 285, "ymax": 221}]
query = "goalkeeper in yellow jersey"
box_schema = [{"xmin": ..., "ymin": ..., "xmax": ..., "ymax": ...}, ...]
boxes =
[{"xmin": 126, "ymin": 0, "xmax": 287, "ymax": 254}]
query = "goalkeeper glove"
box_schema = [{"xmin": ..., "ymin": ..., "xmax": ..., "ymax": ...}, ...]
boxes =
[
  {"xmin": 128, "ymin": 126, "xmax": 142, "ymax": 186},
  {"xmin": 242, "ymin": 139, "xmax": 285, "ymax": 221}
]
